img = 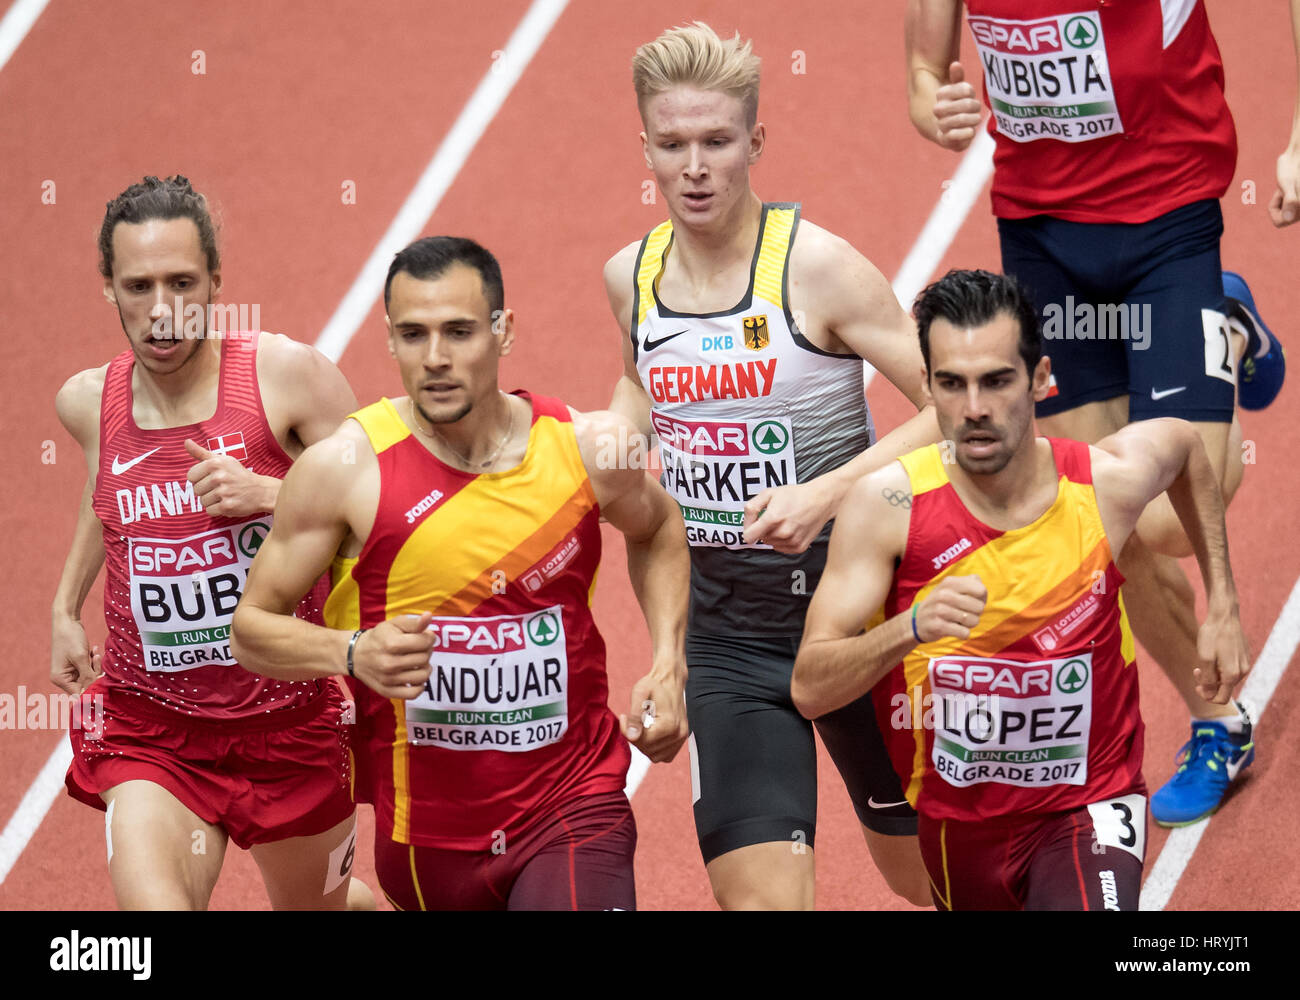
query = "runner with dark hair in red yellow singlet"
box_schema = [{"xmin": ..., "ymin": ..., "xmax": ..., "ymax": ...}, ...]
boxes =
[
  {"xmin": 792, "ymin": 269, "xmax": 1249, "ymax": 910},
  {"xmin": 232, "ymin": 236, "xmax": 690, "ymax": 910}
]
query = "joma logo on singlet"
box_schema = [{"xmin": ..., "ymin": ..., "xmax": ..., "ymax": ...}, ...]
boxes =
[
  {"xmin": 932, "ymin": 537, "xmax": 972, "ymax": 570},
  {"xmin": 115, "ymin": 481, "xmax": 204, "ymax": 524},
  {"xmin": 404, "ymin": 488, "xmax": 445, "ymax": 524}
]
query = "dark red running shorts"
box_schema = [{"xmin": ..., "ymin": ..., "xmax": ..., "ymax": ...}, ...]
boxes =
[
  {"xmin": 919, "ymin": 791, "xmax": 1147, "ymax": 911},
  {"xmin": 65, "ymin": 678, "xmax": 354, "ymax": 850},
  {"xmin": 376, "ymin": 791, "xmax": 637, "ymax": 911}
]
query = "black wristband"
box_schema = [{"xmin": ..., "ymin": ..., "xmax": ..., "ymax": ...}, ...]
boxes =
[{"xmin": 346, "ymin": 629, "xmax": 365, "ymax": 678}]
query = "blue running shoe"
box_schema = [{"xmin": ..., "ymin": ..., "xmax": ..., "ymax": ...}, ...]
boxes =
[
  {"xmin": 1151, "ymin": 703, "xmax": 1255, "ymax": 827},
  {"xmin": 1222, "ymin": 270, "xmax": 1285, "ymax": 411}
]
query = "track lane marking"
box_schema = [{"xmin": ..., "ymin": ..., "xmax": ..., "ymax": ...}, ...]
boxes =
[
  {"xmin": 0, "ymin": 0, "xmax": 50, "ymax": 75},
  {"xmin": 314, "ymin": 0, "xmax": 570, "ymax": 362},
  {"xmin": 1140, "ymin": 573, "xmax": 1300, "ymax": 910}
]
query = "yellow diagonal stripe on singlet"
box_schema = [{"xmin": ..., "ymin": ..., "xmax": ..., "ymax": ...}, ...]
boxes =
[
  {"xmin": 636, "ymin": 221, "xmax": 674, "ymax": 326},
  {"xmin": 897, "ymin": 479, "xmax": 1119, "ymax": 805},
  {"xmin": 381, "ymin": 416, "xmax": 588, "ymax": 617},
  {"xmin": 752, "ymin": 206, "xmax": 795, "ymax": 308}
]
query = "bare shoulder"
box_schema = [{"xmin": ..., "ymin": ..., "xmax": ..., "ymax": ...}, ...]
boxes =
[
  {"xmin": 284, "ymin": 416, "xmax": 377, "ymax": 500},
  {"xmin": 838, "ymin": 460, "xmax": 913, "ymax": 554},
  {"xmin": 789, "ymin": 219, "xmax": 876, "ymax": 280},
  {"xmin": 603, "ymin": 240, "xmax": 642, "ymax": 314},
  {"xmin": 255, "ymin": 331, "xmax": 336, "ymax": 386},
  {"xmin": 569, "ymin": 405, "xmax": 644, "ymax": 494},
  {"xmin": 788, "ymin": 218, "xmax": 895, "ymax": 311},
  {"xmin": 54, "ymin": 365, "xmax": 108, "ymax": 442}
]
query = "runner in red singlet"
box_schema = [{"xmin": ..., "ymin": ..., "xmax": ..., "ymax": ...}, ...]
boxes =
[{"xmin": 50, "ymin": 175, "xmax": 369, "ymax": 910}]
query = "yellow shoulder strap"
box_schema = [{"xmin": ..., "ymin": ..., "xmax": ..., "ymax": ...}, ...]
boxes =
[
  {"xmin": 898, "ymin": 443, "xmax": 949, "ymax": 497},
  {"xmin": 753, "ymin": 204, "xmax": 799, "ymax": 310},
  {"xmin": 350, "ymin": 398, "xmax": 411, "ymax": 455},
  {"xmin": 635, "ymin": 220, "xmax": 674, "ymax": 327}
]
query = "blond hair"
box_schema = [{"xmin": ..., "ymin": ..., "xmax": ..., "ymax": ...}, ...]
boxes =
[{"xmin": 632, "ymin": 22, "xmax": 761, "ymax": 127}]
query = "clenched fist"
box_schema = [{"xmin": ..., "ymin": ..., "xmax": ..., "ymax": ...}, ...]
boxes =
[{"xmin": 915, "ymin": 574, "xmax": 988, "ymax": 642}]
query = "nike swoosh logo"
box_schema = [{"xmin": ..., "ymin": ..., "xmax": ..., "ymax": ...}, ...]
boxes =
[
  {"xmin": 866, "ymin": 796, "xmax": 910, "ymax": 810},
  {"xmin": 111, "ymin": 447, "xmax": 162, "ymax": 475},
  {"xmin": 642, "ymin": 329, "xmax": 688, "ymax": 352},
  {"xmin": 1150, "ymin": 386, "xmax": 1187, "ymax": 401}
]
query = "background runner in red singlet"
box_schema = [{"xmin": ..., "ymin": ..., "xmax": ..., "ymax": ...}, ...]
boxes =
[
  {"xmin": 792, "ymin": 269, "xmax": 1250, "ymax": 909},
  {"xmin": 232, "ymin": 236, "xmax": 691, "ymax": 910},
  {"xmin": 51, "ymin": 175, "xmax": 368, "ymax": 910}
]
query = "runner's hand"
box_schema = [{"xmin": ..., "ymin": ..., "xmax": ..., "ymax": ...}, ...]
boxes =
[
  {"xmin": 743, "ymin": 480, "xmax": 836, "ymax": 553},
  {"xmin": 1193, "ymin": 606, "xmax": 1251, "ymax": 704},
  {"xmin": 933, "ymin": 61, "xmax": 982, "ymax": 152},
  {"xmin": 1269, "ymin": 145, "xmax": 1300, "ymax": 227},
  {"xmin": 51, "ymin": 615, "xmax": 102, "ymax": 695},
  {"xmin": 915, "ymin": 574, "xmax": 988, "ymax": 642},
  {"xmin": 351, "ymin": 613, "xmax": 435, "ymax": 700},
  {"xmin": 621, "ymin": 668, "xmax": 689, "ymax": 763},
  {"xmin": 185, "ymin": 438, "xmax": 276, "ymax": 517}
]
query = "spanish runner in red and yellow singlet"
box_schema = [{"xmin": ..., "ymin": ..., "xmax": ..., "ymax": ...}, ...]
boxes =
[
  {"xmin": 792, "ymin": 270, "xmax": 1251, "ymax": 910},
  {"xmin": 325, "ymin": 391, "xmax": 629, "ymax": 853},
  {"xmin": 234, "ymin": 238, "xmax": 689, "ymax": 910},
  {"xmin": 880, "ymin": 437, "xmax": 1144, "ymax": 822}
]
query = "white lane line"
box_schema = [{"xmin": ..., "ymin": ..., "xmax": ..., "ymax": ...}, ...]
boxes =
[
  {"xmin": 0, "ymin": 0, "xmax": 50, "ymax": 75},
  {"xmin": 0, "ymin": 740, "xmax": 72, "ymax": 885},
  {"xmin": 0, "ymin": 0, "xmax": 569, "ymax": 889},
  {"xmin": 624, "ymin": 747, "xmax": 651, "ymax": 798},
  {"xmin": 868, "ymin": 128, "xmax": 996, "ymax": 392},
  {"xmin": 1140, "ymin": 573, "xmax": 1300, "ymax": 910},
  {"xmin": 314, "ymin": 0, "xmax": 570, "ymax": 362}
]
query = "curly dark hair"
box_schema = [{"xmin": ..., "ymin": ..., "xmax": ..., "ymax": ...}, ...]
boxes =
[{"xmin": 98, "ymin": 175, "xmax": 220, "ymax": 278}]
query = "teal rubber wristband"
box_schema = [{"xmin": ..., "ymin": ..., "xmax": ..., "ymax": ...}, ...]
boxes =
[{"xmin": 911, "ymin": 604, "xmax": 921, "ymax": 643}]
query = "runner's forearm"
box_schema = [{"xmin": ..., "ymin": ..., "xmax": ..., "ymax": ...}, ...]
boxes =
[
  {"xmin": 1163, "ymin": 427, "xmax": 1236, "ymax": 610},
  {"xmin": 793, "ymin": 610, "xmax": 917, "ymax": 719},
  {"xmin": 908, "ymin": 66, "xmax": 947, "ymax": 144},
  {"xmin": 623, "ymin": 500, "xmax": 689, "ymax": 682},
  {"xmin": 52, "ymin": 483, "xmax": 106, "ymax": 622},
  {"xmin": 1289, "ymin": 0, "xmax": 1300, "ymax": 148},
  {"xmin": 813, "ymin": 406, "xmax": 940, "ymax": 515},
  {"xmin": 230, "ymin": 604, "xmax": 350, "ymax": 681}
]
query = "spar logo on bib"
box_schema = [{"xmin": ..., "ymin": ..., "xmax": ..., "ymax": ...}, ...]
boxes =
[
  {"xmin": 969, "ymin": 11, "xmax": 1124, "ymax": 144},
  {"xmin": 129, "ymin": 520, "xmax": 268, "ymax": 672},
  {"xmin": 651, "ymin": 412, "xmax": 797, "ymax": 548},
  {"xmin": 408, "ymin": 608, "xmax": 571, "ymax": 752},
  {"xmin": 1056, "ymin": 658, "xmax": 1089, "ymax": 694},
  {"xmin": 752, "ymin": 421, "xmax": 788, "ymax": 454},
  {"xmin": 928, "ymin": 652, "xmax": 1093, "ymax": 788}
]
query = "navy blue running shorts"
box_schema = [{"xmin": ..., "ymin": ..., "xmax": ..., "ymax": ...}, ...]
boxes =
[{"xmin": 999, "ymin": 199, "xmax": 1237, "ymax": 424}]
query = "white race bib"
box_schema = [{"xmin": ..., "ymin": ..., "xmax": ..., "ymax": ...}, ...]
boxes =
[
  {"xmin": 406, "ymin": 607, "xmax": 569, "ymax": 752},
  {"xmin": 928, "ymin": 652, "xmax": 1093, "ymax": 788},
  {"xmin": 129, "ymin": 519, "xmax": 269, "ymax": 672},
  {"xmin": 970, "ymin": 12, "xmax": 1124, "ymax": 144},
  {"xmin": 652, "ymin": 412, "xmax": 797, "ymax": 549}
]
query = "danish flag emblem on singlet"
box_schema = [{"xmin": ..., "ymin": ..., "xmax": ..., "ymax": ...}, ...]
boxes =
[
  {"xmin": 205, "ymin": 432, "xmax": 248, "ymax": 462},
  {"xmin": 742, "ymin": 314, "xmax": 769, "ymax": 351}
]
